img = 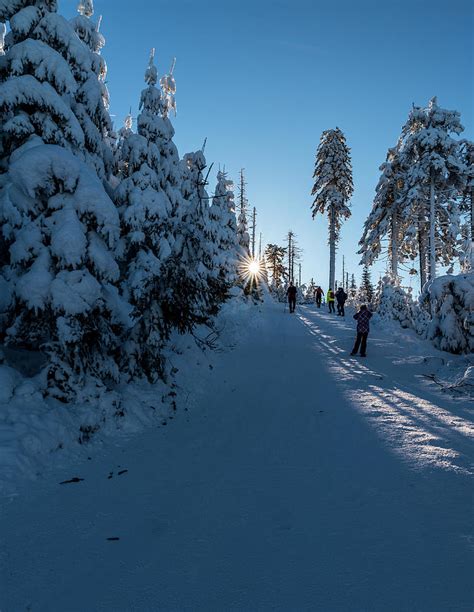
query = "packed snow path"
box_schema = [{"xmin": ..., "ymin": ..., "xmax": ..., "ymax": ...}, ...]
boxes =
[{"xmin": 1, "ymin": 301, "xmax": 473, "ymax": 611}]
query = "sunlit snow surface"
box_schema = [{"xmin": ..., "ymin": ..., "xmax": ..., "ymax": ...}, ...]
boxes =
[{"xmin": 299, "ymin": 309, "xmax": 473, "ymax": 475}]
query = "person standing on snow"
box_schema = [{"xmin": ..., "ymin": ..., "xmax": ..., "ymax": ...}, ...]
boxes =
[
  {"xmin": 314, "ymin": 286, "xmax": 324, "ymax": 308},
  {"xmin": 326, "ymin": 288, "xmax": 335, "ymax": 313},
  {"xmin": 287, "ymin": 282, "xmax": 297, "ymax": 313},
  {"xmin": 351, "ymin": 304, "xmax": 373, "ymax": 357},
  {"xmin": 336, "ymin": 287, "xmax": 348, "ymax": 316}
]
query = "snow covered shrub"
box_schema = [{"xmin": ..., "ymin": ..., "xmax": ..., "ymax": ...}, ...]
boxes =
[
  {"xmin": 373, "ymin": 276, "xmax": 414, "ymax": 328},
  {"xmin": 420, "ymin": 272, "xmax": 474, "ymax": 354},
  {"xmin": 0, "ymin": 143, "xmax": 126, "ymax": 398}
]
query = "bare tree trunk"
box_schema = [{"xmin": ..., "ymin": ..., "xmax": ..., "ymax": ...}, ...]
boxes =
[
  {"xmin": 329, "ymin": 205, "xmax": 336, "ymax": 290},
  {"xmin": 418, "ymin": 209, "xmax": 428, "ymax": 291},
  {"xmin": 251, "ymin": 207, "xmax": 256, "ymax": 258},
  {"xmin": 288, "ymin": 232, "xmax": 293, "ymax": 284},
  {"xmin": 429, "ymin": 174, "xmax": 436, "ymax": 281}
]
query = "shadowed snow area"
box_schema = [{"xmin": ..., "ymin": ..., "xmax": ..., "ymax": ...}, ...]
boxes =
[{"xmin": 1, "ymin": 300, "xmax": 472, "ymax": 611}]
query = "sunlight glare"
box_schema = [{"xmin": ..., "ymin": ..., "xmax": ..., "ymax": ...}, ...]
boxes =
[{"xmin": 248, "ymin": 260, "xmax": 260, "ymax": 275}]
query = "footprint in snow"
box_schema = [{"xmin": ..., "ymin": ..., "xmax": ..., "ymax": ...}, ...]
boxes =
[{"xmin": 59, "ymin": 477, "xmax": 84, "ymax": 485}]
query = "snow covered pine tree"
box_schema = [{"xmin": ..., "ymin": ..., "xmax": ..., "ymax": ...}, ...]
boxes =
[
  {"xmin": 162, "ymin": 148, "xmax": 214, "ymax": 331},
  {"xmin": 0, "ymin": 0, "xmax": 124, "ymax": 398},
  {"xmin": 208, "ymin": 170, "xmax": 239, "ymax": 303},
  {"xmin": 359, "ymin": 142, "xmax": 406, "ymax": 279},
  {"xmin": 69, "ymin": 0, "xmax": 115, "ymax": 181},
  {"xmin": 397, "ymin": 98, "xmax": 466, "ymax": 289},
  {"xmin": 114, "ymin": 49, "xmax": 175, "ymax": 382},
  {"xmin": 373, "ymin": 276, "xmax": 414, "ymax": 329},
  {"xmin": 311, "ymin": 128, "xmax": 353, "ymax": 291},
  {"xmin": 357, "ymin": 265, "xmax": 375, "ymax": 306}
]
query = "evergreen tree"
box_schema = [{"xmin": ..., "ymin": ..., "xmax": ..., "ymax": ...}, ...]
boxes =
[
  {"xmin": 311, "ymin": 127, "xmax": 353, "ymax": 290},
  {"xmin": 162, "ymin": 148, "xmax": 212, "ymax": 331},
  {"xmin": 69, "ymin": 0, "xmax": 114, "ymax": 180},
  {"xmin": 114, "ymin": 49, "xmax": 174, "ymax": 382},
  {"xmin": 264, "ymin": 244, "xmax": 287, "ymax": 289},
  {"xmin": 0, "ymin": 1, "xmax": 85, "ymax": 156},
  {"xmin": 208, "ymin": 170, "xmax": 238, "ymax": 302},
  {"xmin": 359, "ymin": 142, "xmax": 405, "ymax": 278},
  {"xmin": 0, "ymin": 0, "xmax": 124, "ymax": 398},
  {"xmin": 347, "ymin": 273, "xmax": 357, "ymax": 304},
  {"xmin": 305, "ymin": 278, "xmax": 316, "ymax": 300},
  {"xmin": 358, "ymin": 265, "xmax": 374, "ymax": 304},
  {"xmin": 374, "ymin": 276, "xmax": 414, "ymax": 329},
  {"xmin": 397, "ymin": 97, "xmax": 466, "ymax": 287}
]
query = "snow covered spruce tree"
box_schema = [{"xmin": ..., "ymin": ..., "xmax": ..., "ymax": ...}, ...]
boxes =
[
  {"xmin": 0, "ymin": 0, "xmax": 125, "ymax": 398},
  {"xmin": 357, "ymin": 265, "xmax": 375, "ymax": 305},
  {"xmin": 397, "ymin": 98, "xmax": 466, "ymax": 288},
  {"xmin": 359, "ymin": 142, "xmax": 405, "ymax": 279},
  {"xmin": 69, "ymin": 0, "xmax": 114, "ymax": 181},
  {"xmin": 264, "ymin": 244, "xmax": 287, "ymax": 291},
  {"xmin": 311, "ymin": 128, "xmax": 353, "ymax": 290},
  {"xmin": 114, "ymin": 50, "xmax": 176, "ymax": 382},
  {"xmin": 161, "ymin": 148, "xmax": 214, "ymax": 331},
  {"xmin": 374, "ymin": 276, "xmax": 414, "ymax": 328},
  {"xmin": 208, "ymin": 170, "xmax": 239, "ymax": 302},
  {"xmin": 349, "ymin": 273, "xmax": 357, "ymax": 299}
]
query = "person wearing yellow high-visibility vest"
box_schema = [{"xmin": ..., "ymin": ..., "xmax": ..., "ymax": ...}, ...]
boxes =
[{"xmin": 326, "ymin": 288, "xmax": 335, "ymax": 313}]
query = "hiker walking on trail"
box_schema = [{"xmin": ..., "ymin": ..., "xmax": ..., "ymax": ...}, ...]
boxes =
[
  {"xmin": 326, "ymin": 288, "xmax": 335, "ymax": 313},
  {"xmin": 336, "ymin": 287, "xmax": 348, "ymax": 316},
  {"xmin": 287, "ymin": 282, "xmax": 297, "ymax": 313},
  {"xmin": 351, "ymin": 304, "xmax": 373, "ymax": 357},
  {"xmin": 314, "ymin": 286, "xmax": 324, "ymax": 308}
]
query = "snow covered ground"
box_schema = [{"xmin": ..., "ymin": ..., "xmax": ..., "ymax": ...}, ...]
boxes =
[
  {"xmin": 1, "ymin": 299, "xmax": 473, "ymax": 611},
  {"xmin": 0, "ymin": 296, "xmax": 255, "ymax": 496}
]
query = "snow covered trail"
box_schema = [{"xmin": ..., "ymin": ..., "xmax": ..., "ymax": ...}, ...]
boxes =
[{"xmin": 1, "ymin": 301, "xmax": 473, "ymax": 611}]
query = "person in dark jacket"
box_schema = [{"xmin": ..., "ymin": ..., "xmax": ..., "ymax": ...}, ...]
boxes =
[
  {"xmin": 336, "ymin": 287, "xmax": 348, "ymax": 316},
  {"xmin": 287, "ymin": 283, "xmax": 297, "ymax": 313},
  {"xmin": 351, "ymin": 304, "xmax": 373, "ymax": 357},
  {"xmin": 314, "ymin": 286, "xmax": 324, "ymax": 308}
]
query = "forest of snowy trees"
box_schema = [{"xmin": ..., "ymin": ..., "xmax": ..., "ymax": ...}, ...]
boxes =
[
  {"xmin": 264, "ymin": 100, "xmax": 473, "ymax": 355},
  {"xmin": 0, "ymin": 0, "xmax": 472, "ymax": 413},
  {"xmin": 359, "ymin": 97, "xmax": 473, "ymax": 354},
  {"xmin": 0, "ymin": 0, "xmax": 245, "ymax": 400}
]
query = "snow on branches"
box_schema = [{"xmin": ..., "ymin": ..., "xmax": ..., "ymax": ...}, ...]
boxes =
[{"xmin": 0, "ymin": 2, "xmax": 240, "ymax": 399}]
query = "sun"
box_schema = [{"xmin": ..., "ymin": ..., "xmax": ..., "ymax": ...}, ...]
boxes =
[
  {"xmin": 238, "ymin": 255, "xmax": 264, "ymax": 286},
  {"xmin": 248, "ymin": 260, "xmax": 260, "ymax": 275}
]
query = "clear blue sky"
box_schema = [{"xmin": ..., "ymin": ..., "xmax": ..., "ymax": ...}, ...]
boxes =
[{"xmin": 64, "ymin": 0, "xmax": 473, "ymax": 290}]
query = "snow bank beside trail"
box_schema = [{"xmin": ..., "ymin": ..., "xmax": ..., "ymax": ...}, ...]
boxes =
[
  {"xmin": 421, "ymin": 272, "xmax": 474, "ymax": 355},
  {"xmin": 0, "ymin": 294, "xmax": 261, "ymax": 496},
  {"xmin": 370, "ymin": 307, "xmax": 474, "ymax": 398}
]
